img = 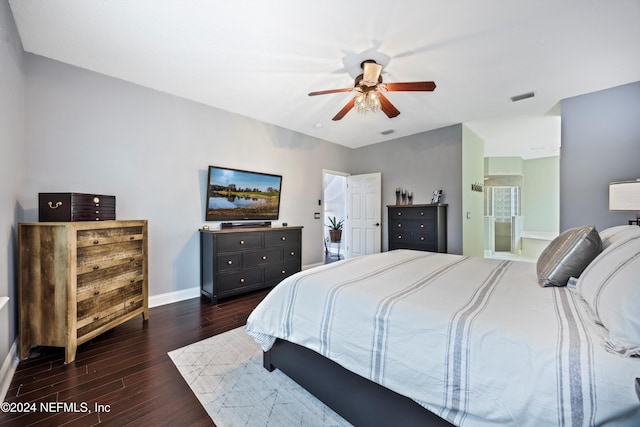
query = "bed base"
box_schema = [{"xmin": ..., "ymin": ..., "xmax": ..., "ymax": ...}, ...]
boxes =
[{"xmin": 263, "ymin": 338, "xmax": 454, "ymax": 427}]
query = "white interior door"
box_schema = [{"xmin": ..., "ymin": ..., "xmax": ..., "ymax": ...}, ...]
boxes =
[{"xmin": 347, "ymin": 172, "xmax": 382, "ymax": 257}]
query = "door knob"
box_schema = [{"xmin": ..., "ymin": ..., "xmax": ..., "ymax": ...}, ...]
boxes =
[{"xmin": 375, "ymin": 223, "xmax": 380, "ymax": 226}]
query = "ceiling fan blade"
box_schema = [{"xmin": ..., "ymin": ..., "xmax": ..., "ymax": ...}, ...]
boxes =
[
  {"xmin": 308, "ymin": 88, "xmax": 354, "ymax": 96},
  {"xmin": 384, "ymin": 81, "xmax": 436, "ymax": 92},
  {"xmin": 332, "ymin": 98, "xmax": 356, "ymax": 121},
  {"xmin": 377, "ymin": 93, "xmax": 401, "ymax": 118}
]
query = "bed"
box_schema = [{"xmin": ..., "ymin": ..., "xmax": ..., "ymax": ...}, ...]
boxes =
[{"xmin": 246, "ymin": 225, "xmax": 640, "ymax": 426}]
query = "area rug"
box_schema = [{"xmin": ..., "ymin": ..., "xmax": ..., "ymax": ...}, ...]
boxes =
[{"xmin": 168, "ymin": 327, "xmax": 351, "ymax": 427}]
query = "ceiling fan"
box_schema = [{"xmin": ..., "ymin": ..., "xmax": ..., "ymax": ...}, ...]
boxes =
[{"xmin": 308, "ymin": 60, "xmax": 436, "ymax": 121}]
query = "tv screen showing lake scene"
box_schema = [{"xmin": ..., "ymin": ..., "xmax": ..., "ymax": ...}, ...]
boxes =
[{"xmin": 206, "ymin": 166, "xmax": 282, "ymax": 221}]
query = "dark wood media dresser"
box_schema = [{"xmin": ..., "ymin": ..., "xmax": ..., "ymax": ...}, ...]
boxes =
[
  {"xmin": 388, "ymin": 204, "xmax": 448, "ymax": 253},
  {"xmin": 200, "ymin": 226, "xmax": 302, "ymax": 304}
]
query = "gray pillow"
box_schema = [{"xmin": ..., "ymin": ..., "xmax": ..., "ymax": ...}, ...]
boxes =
[{"xmin": 536, "ymin": 225, "xmax": 602, "ymax": 287}]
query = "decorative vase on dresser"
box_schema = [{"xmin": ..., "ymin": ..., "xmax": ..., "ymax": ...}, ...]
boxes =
[
  {"xmin": 200, "ymin": 226, "xmax": 302, "ymax": 304},
  {"xmin": 387, "ymin": 204, "xmax": 447, "ymax": 253},
  {"xmin": 19, "ymin": 220, "xmax": 149, "ymax": 364}
]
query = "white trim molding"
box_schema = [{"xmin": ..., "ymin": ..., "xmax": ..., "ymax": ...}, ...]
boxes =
[
  {"xmin": 1, "ymin": 297, "xmax": 18, "ymax": 401},
  {"xmin": 303, "ymin": 262, "xmax": 323, "ymax": 270},
  {"xmin": 148, "ymin": 287, "xmax": 200, "ymax": 308},
  {"xmin": 0, "ymin": 339, "xmax": 18, "ymax": 401},
  {"xmin": 148, "ymin": 263, "xmax": 318, "ymax": 308}
]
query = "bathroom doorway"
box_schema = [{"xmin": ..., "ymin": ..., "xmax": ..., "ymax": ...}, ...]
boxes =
[{"xmin": 322, "ymin": 170, "xmax": 348, "ymax": 263}]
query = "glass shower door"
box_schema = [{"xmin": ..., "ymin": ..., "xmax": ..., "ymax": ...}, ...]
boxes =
[{"xmin": 485, "ymin": 186, "xmax": 521, "ymax": 252}]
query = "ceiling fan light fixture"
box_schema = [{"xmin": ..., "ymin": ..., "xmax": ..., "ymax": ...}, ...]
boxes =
[
  {"xmin": 355, "ymin": 90, "xmax": 381, "ymax": 113},
  {"xmin": 362, "ymin": 61, "xmax": 383, "ymax": 86},
  {"xmin": 309, "ymin": 59, "xmax": 435, "ymax": 120}
]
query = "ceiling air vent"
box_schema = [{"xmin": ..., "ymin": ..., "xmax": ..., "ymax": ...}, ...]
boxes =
[
  {"xmin": 380, "ymin": 129, "xmax": 395, "ymax": 135},
  {"xmin": 511, "ymin": 91, "xmax": 535, "ymax": 102}
]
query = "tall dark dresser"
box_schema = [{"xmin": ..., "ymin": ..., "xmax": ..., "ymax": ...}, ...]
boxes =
[{"xmin": 388, "ymin": 204, "xmax": 447, "ymax": 253}]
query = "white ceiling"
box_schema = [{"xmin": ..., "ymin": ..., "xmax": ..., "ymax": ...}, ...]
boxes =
[{"xmin": 8, "ymin": 1, "xmax": 640, "ymax": 156}]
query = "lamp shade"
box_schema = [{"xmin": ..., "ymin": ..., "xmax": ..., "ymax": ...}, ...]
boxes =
[{"xmin": 609, "ymin": 180, "xmax": 640, "ymax": 211}]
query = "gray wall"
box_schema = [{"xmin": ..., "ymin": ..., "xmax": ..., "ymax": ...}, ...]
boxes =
[
  {"xmin": 23, "ymin": 53, "xmax": 352, "ymax": 300},
  {"xmin": 560, "ymin": 81, "xmax": 640, "ymax": 231},
  {"xmin": 350, "ymin": 125, "xmax": 464, "ymax": 254},
  {"xmin": 0, "ymin": 0, "xmax": 25, "ymax": 391}
]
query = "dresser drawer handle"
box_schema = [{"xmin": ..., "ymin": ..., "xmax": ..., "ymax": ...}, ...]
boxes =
[
  {"xmin": 93, "ymin": 316, "xmax": 100, "ymax": 321},
  {"xmin": 130, "ymin": 301, "xmax": 135, "ymax": 305},
  {"xmin": 397, "ymin": 235, "xmax": 402, "ymax": 239},
  {"xmin": 130, "ymin": 279, "xmax": 135, "ymax": 283},
  {"xmin": 240, "ymin": 278, "xmax": 245, "ymax": 283},
  {"xmin": 47, "ymin": 201, "xmax": 63, "ymax": 209},
  {"xmin": 281, "ymin": 270, "xmax": 286, "ymax": 274},
  {"xmin": 93, "ymin": 265, "xmax": 99, "ymax": 270},
  {"xmin": 397, "ymin": 212, "xmax": 402, "ymax": 216},
  {"xmin": 227, "ymin": 260, "xmax": 233, "ymax": 265},
  {"xmin": 420, "ymin": 212, "xmax": 425, "ymax": 216},
  {"xmin": 93, "ymin": 240, "xmax": 100, "ymax": 245},
  {"xmin": 420, "ymin": 237, "xmax": 425, "ymax": 241},
  {"xmin": 93, "ymin": 291, "xmax": 100, "ymax": 296},
  {"xmin": 262, "ymin": 256, "xmax": 267, "ymax": 260},
  {"xmin": 397, "ymin": 223, "xmax": 402, "ymax": 227},
  {"xmin": 129, "ymin": 236, "xmax": 135, "ymax": 240},
  {"xmin": 420, "ymin": 224, "xmax": 424, "ymax": 228},
  {"xmin": 240, "ymin": 240, "xmax": 245, "ymax": 245},
  {"xmin": 290, "ymin": 251, "xmax": 295, "ymax": 256},
  {"xmin": 130, "ymin": 257, "xmax": 135, "ymax": 262},
  {"xmin": 281, "ymin": 236, "xmax": 286, "ymax": 241}
]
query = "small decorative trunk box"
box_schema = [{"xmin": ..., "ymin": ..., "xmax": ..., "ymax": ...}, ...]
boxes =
[{"xmin": 39, "ymin": 193, "xmax": 116, "ymax": 222}]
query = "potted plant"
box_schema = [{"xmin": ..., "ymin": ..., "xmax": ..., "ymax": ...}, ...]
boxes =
[{"xmin": 327, "ymin": 216, "xmax": 344, "ymax": 242}]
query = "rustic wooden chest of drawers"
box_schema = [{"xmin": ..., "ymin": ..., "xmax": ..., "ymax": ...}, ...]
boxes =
[
  {"xmin": 19, "ymin": 220, "xmax": 148, "ymax": 363},
  {"xmin": 200, "ymin": 226, "xmax": 302, "ymax": 304},
  {"xmin": 39, "ymin": 192, "xmax": 116, "ymax": 221},
  {"xmin": 388, "ymin": 204, "xmax": 448, "ymax": 253}
]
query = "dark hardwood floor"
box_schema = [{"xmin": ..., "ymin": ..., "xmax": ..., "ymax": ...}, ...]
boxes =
[{"xmin": 1, "ymin": 289, "xmax": 271, "ymax": 427}]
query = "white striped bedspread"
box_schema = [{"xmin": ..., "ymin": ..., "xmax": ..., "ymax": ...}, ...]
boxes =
[{"xmin": 246, "ymin": 249, "xmax": 640, "ymax": 426}]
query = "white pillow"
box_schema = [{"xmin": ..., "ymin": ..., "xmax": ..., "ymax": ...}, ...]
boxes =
[
  {"xmin": 576, "ymin": 233, "xmax": 640, "ymax": 356},
  {"xmin": 598, "ymin": 225, "xmax": 640, "ymax": 250}
]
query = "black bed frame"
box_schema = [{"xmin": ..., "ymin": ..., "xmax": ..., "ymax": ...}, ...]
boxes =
[{"xmin": 263, "ymin": 338, "xmax": 455, "ymax": 427}]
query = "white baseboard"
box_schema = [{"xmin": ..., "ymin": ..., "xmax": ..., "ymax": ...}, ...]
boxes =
[
  {"xmin": 0, "ymin": 339, "xmax": 19, "ymax": 401},
  {"xmin": 303, "ymin": 262, "xmax": 323, "ymax": 270},
  {"xmin": 148, "ymin": 286, "xmax": 201, "ymax": 308},
  {"xmin": 148, "ymin": 263, "xmax": 319, "ymax": 308}
]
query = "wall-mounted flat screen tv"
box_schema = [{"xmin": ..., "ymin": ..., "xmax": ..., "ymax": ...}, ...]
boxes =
[{"xmin": 205, "ymin": 165, "xmax": 282, "ymax": 221}]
